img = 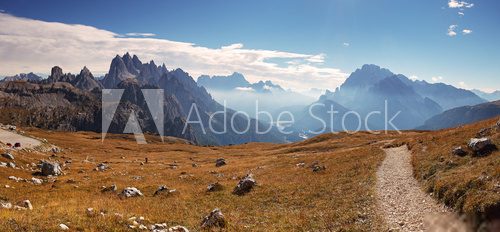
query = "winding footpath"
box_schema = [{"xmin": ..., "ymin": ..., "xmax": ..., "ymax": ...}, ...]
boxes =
[{"xmin": 376, "ymin": 146, "xmax": 468, "ymax": 232}]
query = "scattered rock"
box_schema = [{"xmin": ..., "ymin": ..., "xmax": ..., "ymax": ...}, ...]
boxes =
[
  {"xmin": 96, "ymin": 163, "xmax": 108, "ymax": 171},
  {"xmin": 452, "ymin": 146, "xmax": 467, "ymax": 156},
  {"xmin": 201, "ymin": 208, "xmax": 226, "ymax": 229},
  {"xmin": 86, "ymin": 208, "xmax": 95, "ymax": 217},
  {"xmin": 12, "ymin": 200, "xmax": 33, "ymax": 210},
  {"xmin": 233, "ymin": 174, "xmax": 256, "ymax": 196},
  {"xmin": 215, "ymin": 158, "xmax": 226, "ymax": 167},
  {"xmin": 0, "ymin": 162, "xmax": 7, "ymax": 168},
  {"xmin": 1, "ymin": 201, "xmax": 12, "ymax": 209},
  {"xmin": 477, "ymin": 128, "xmax": 492, "ymax": 137},
  {"xmin": 312, "ymin": 165, "xmax": 326, "ymax": 172},
  {"xmin": 8, "ymin": 176, "xmax": 23, "ymax": 182},
  {"xmin": 296, "ymin": 162, "xmax": 306, "ymax": 168},
  {"xmin": 59, "ymin": 224, "xmax": 69, "ymax": 230},
  {"xmin": 51, "ymin": 147, "xmax": 61, "ymax": 153},
  {"xmin": 119, "ymin": 187, "xmax": 143, "ymax": 198},
  {"xmin": 1, "ymin": 153, "xmax": 14, "ymax": 160},
  {"xmin": 153, "ymin": 185, "xmax": 178, "ymax": 196},
  {"xmin": 40, "ymin": 161, "xmax": 63, "ymax": 176},
  {"xmin": 31, "ymin": 177, "xmax": 43, "ymax": 185},
  {"xmin": 7, "ymin": 162, "xmax": 16, "ymax": 168},
  {"xmin": 468, "ymin": 137, "xmax": 496, "ymax": 156},
  {"xmin": 150, "ymin": 223, "xmax": 168, "ymax": 231},
  {"xmin": 191, "ymin": 163, "xmax": 199, "ymax": 168},
  {"xmin": 101, "ymin": 184, "xmax": 117, "ymax": 193},
  {"xmin": 168, "ymin": 225, "xmax": 189, "ymax": 232},
  {"xmin": 21, "ymin": 200, "xmax": 33, "ymax": 210},
  {"xmin": 207, "ymin": 182, "xmax": 224, "ymax": 192}
]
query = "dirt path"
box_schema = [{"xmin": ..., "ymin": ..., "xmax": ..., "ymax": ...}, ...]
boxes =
[
  {"xmin": 0, "ymin": 128, "xmax": 42, "ymax": 148},
  {"xmin": 376, "ymin": 146, "xmax": 468, "ymax": 231}
]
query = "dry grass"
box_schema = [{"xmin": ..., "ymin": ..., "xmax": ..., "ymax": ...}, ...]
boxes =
[
  {"xmin": 0, "ymin": 129, "xmax": 405, "ymax": 231},
  {"xmin": 405, "ymin": 117, "xmax": 500, "ymax": 223}
]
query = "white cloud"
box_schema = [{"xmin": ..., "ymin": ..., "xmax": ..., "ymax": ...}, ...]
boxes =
[
  {"xmin": 462, "ymin": 29, "xmax": 472, "ymax": 35},
  {"xmin": 342, "ymin": 42, "xmax": 350, "ymax": 47},
  {"xmin": 447, "ymin": 25, "xmax": 458, "ymax": 37},
  {"xmin": 458, "ymin": 11, "xmax": 465, "ymax": 16},
  {"xmin": 458, "ymin": 81, "xmax": 468, "ymax": 89},
  {"xmin": 431, "ymin": 76, "xmax": 444, "ymax": 82},
  {"xmin": 235, "ymin": 87, "xmax": 255, "ymax": 92},
  {"xmin": 0, "ymin": 13, "xmax": 348, "ymax": 91},
  {"xmin": 305, "ymin": 54, "xmax": 326, "ymax": 63},
  {"xmin": 124, "ymin": 32, "xmax": 156, "ymax": 37},
  {"xmin": 409, "ymin": 75, "xmax": 419, "ymax": 81},
  {"xmin": 448, "ymin": 0, "xmax": 474, "ymax": 9}
]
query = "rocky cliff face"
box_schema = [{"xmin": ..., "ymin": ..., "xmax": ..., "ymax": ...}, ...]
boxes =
[{"xmin": 0, "ymin": 53, "xmax": 285, "ymax": 145}]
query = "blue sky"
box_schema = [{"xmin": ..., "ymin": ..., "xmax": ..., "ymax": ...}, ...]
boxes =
[{"xmin": 0, "ymin": 0, "xmax": 499, "ymax": 91}]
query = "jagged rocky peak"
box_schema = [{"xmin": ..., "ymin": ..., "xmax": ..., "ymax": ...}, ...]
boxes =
[
  {"xmin": 51, "ymin": 66, "xmax": 64, "ymax": 80},
  {"xmin": 79, "ymin": 66, "xmax": 92, "ymax": 76}
]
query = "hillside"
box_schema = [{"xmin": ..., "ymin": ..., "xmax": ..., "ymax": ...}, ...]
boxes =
[
  {"xmin": 405, "ymin": 117, "xmax": 500, "ymax": 229},
  {"xmin": 0, "ymin": 119, "xmax": 498, "ymax": 231},
  {"xmin": 0, "ymin": 126, "xmax": 404, "ymax": 231},
  {"xmin": 418, "ymin": 100, "xmax": 500, "ymax": 130}
]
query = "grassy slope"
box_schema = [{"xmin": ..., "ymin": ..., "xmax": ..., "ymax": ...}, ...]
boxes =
[
  {"xmin": 0, "ymin": 129, "xmax": 404, "ymax": 231},
  {"xmin": 406, "ymin": 117, "xmax": 500, "ymax": 221}
]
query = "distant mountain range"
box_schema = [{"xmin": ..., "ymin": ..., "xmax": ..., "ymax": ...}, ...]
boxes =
[
  {"xmin": 0, "ymin": 53, "xmax": 290, "ymax": 145},
  {"xmin": 1, "ymin": 58, "xmax": 497, "ymax": 143},
  {"xmin": 197, "ymin": 73, "xmax": 315, "ymax": 119},
  {"xmin": 317, "ymin": 64, "xmax": 486, "ymax": 130},
  {"xmin": 471, "ymin": 89, "xmax": 500, "ymax": 102},
  {"xmin": 418, "ymin": 100, "xmax": 500, "ymax": 130},
  {"xmin": 198, "ymin": 72, "xmax": 285, "ymax": 93},
  {"xmin": 2, "ymin": 72, "xmax": 42, "ymax": 82}
]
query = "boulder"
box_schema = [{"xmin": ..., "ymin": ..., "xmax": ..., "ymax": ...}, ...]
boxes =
[
  {"xmin": 21, "ymin": 200, "xmax": 33, "ymax": 210},
  {"xmin": 7, "ymin": 162, "xmax": 16, "ymax": 168},
  {"xmin": 0, "ymin": 201, "xmax": 12, "ymax": 209},
  {"xmin": 31, "ymin": 177, "xmax": 43, "ymax": 185},
  {"xmin": 168, "ymin": 225, "xmax": 189, "ymax": 232},
  {"xmin": 452, "ymin": 146, "xmax": 467, "ymax": 156},
  {"xmin": 207, "ymin": 182, "xmax": 224, "ymax": 192},
  {"xmin": 150, "ymin": 223, "xmax": 168, "ymax": 231},
  {"xmin": 200, "ymin": 208, "xmax": 226, "ymax": 229},
  {"xmin": 96, "ymin": 163, "xmax": 108, "ymax": 171},
  {"xmin": 153, "ymin": 185, "xmax": 178, "ymax": 196},
  {"xmin": 0, "ymin": 162, "xmax": 7, "ymax": 168},
  {"xmin": 232, "ymin": 174, "xmax": 256, "ymax": 196},
  {"xmin": 1, "ymin": 153, "xmax": 14, "ymax": 160},
  {"xmin": 59, "ymin": 224, "xmax": 69, "ymax": 230},
  {"xmin": 119, "ymin": 187, "xmax": 143, "ymax": 198},
  {"xmin": 215, "ymin": 158, "xmax": 226, "ymax": 167},
  {"xmin": 468, "ymin": 138, "xmax": 496, "ymax": 155},
  {"xmin": 8, "ymin": 176, "xmax": 23, "ymax": 182},
  {"xmin": 312, "ymin": 165, "xmax": 326, "ymax": 172},
  {"xmin": 86, "ymin": 208, "xmax": 95, "ymax": 217},
  {"xmin": 101, "ymin": 184, "xmax": 117, "ymax": 193},
  {"xmin": 40, "ymin": 161, "xmax": 62, "ymax": 176}
]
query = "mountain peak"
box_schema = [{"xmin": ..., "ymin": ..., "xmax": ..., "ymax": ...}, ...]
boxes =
[
  {"xmin": 80, "ymin": 66, "xmax": 90, "ymax": 74},
  {"xmin": 51, "ymin": 66, "xmax": 63, "ymax": 78}
]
